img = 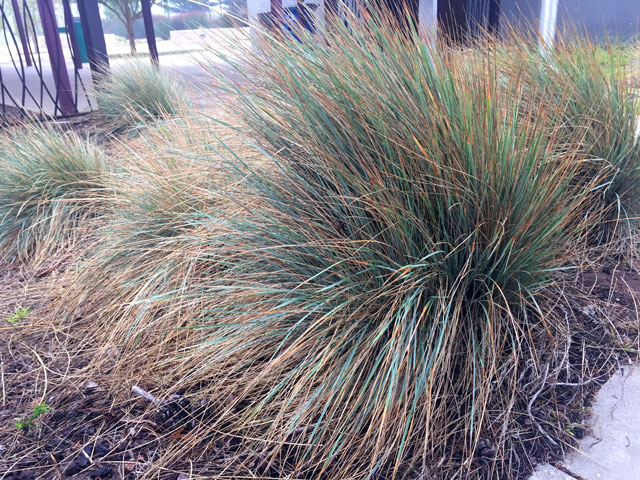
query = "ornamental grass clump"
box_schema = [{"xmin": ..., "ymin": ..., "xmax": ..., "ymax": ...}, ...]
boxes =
[
  {"xmin": 140, "ymin": 12, "xmax": 596, "ymax": 478},
  {"xmin": 60, "ymin": 115, "xmax": 250, "ymax": 370},
  {"xmin": 519, "ymin": 39, "xmax": 640, "ymax": 243},
  {"xmin": 0, "ymin": 123, "xmax": 108, "ymax": 262},
  {"xmin": 95, "ymin": 60, "xmax": 189, "ymax": 132}
]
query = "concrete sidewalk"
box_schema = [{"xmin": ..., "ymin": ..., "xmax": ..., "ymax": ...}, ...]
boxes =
[
  {"xmin": 530, "ymin": 364, "xmax": 640, "ymax": 480},
  {"xmin": 0, "ymin": 53, "xmax": 224, "ymax": 116},
  {"xmin": 0, "ymin": 27, "xmax": 248, "ymax": 116}
]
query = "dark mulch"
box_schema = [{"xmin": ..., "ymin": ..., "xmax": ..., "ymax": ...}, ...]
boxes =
[
  {"xmin": 0, "ymin": 109, "xmax": 108, "ymax": 146},
  {"xmin": 0, "ymin": 257, "xmax": 191, "ymax": 480},
  {"xmin": 3, "ymin": 387, "xmax": 177, "ymax": 479},
  {"xmin": 53, "ymin": 114, "xmax": 106, "ymax": 143},
  {"xmin": 514, "ymin": 260, "xmax": 640, "ymax": 472},
  {"xmin": 579, "ymin": 262, "xmax": 640, "ymax": 317},
  {"xmin": 0, "ymin": 105, "xmax": 41, "ymax": 127}
]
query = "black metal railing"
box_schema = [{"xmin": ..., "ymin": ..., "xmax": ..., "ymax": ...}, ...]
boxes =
[{"xmin": 0, "ymin": 0, "xmax": 94, "ymax": 122}]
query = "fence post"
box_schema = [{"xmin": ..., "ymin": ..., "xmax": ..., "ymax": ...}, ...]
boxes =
[
  {"xmin": 247, "ymin": 0, "xmax": 270, "ymax": 40},
  {"xmin": 271, "ymin": 0, "xmax": 283, "ymax": 32},
  {"xmin": 77, "ymin": 0, "xmax": 109, "ymax": 78},
  {"xmin": 140, "ymin": 0, "xmax": 158, "ymax": 65},
  {"xmin": 418, "ymin": 0, "xmax": 437, "ymax": 44},
  {"xmin": 36, "ymin": 0, "xmax": 77, "ymax": 115},
  {"xmin": 539, "ymin": 0, "xmax": 558, "ymax": 51},
  {"xmin": 488, "ymin": 0, "xmax": 501, "ymax": 35},
  {"xmin": 10, "ymin": 0, "xmax": 31, "ymax": 67},
  {"xmin": 62, "ymin": 0, "xmax": 82, "ymax": 69}
]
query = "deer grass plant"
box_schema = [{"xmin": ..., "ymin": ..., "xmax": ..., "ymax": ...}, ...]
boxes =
[
  {"xmin": 516, "ymin": 38, "xmax": 640, "ymax": 244},
  {"xmin": 58, "ymin": 115, "xmax": 253, "ymax": 371},
  {"xmin": 48, "ymin": 14, "xmax": 627, "ymax": 480},
  {"xmin": 0, "ymin": 123, "xmax": 108, "ymax": 262},
  {"xmin": 95, "ymin": 60, "xmax": 189, "ymax": 132},
  {"xmin": 103, "ymin": 13, "xmax": 600, "ymax": 478}
]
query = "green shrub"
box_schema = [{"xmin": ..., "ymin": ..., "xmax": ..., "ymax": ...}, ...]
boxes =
[
  {"xmin": 95, "ymin": 60, "xmax": 189, "ymax": 131},
  {"xmin": 0, "ymin": 123, "xmax": 108, "ymax": 261},
  {"xmin": 163, "ymin": 14, "xmax": 594, "ymax": 479}
]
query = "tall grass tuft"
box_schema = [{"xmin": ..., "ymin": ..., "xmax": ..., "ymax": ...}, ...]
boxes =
[
  {"xmin": 0, "ymin": 123, "xmax": 108, "ymax": 262},
  {"xmin": 137, "ymin": 13, "xmax": 596, "ymax": 478},
  {"xmin": 95, "ymin": 60, "xmax": 189, "ymax": 132},
  {"xmin": 518, "ymin": 38, "xmax": 640, "ymax": 243},
  {"xmin": 57, "ymin": 115, "xmax": 251, "ymax": 372}
]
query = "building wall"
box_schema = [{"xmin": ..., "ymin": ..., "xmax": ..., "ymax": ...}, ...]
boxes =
[
  {"xmin": 496, "ymin": 0, "xmax": 640, "ymax": 41},
  {"xmin": 556, "ymin": 0, "xmax": 640, "ymax": 41},
  {"xmin": 498, "ymin": 0, "xmax": 540, "ymax": 36}
]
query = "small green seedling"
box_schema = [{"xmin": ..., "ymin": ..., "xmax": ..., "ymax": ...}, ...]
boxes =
[
  {"xmin": 4, "ymin": 306, "xmax": 30, "ymax": 326},
  {"xmin": 16, "ymin": 402, "xmax": 52, "ymax": 430}
]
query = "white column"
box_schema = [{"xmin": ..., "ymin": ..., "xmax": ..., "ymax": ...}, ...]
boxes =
[
  {"xmin": 418, "ymin": 0, "xmax": 437, "ymax": 44},
  {"xmin": 539, "ymin": 0, "xmax": 559, "ymax": 50}
]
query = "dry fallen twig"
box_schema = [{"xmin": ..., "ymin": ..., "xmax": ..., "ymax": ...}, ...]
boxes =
[
  {"xmin": 131, "ymin": 385, "xmax": 161, "ymax": 405},
  {"xmin": 528, "ymin": 363, "xmax": 558, "ymax": 446}
]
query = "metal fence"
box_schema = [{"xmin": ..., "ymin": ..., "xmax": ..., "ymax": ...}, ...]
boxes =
[
  {"xmin": 0, "ymin": 0, "xmax": 89, "ymax": 120},
  {"xmin": 0, "ymin": 0, "xmax": 163, "ymax": 123}
]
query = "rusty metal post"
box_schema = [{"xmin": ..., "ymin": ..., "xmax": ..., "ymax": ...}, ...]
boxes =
[
  {"xmin": 61, "ymin": 0, "xmax": 82, "ymax": 69},
  {"xmin": 77, "ymin": 0, "xmax": 109, "ymax": 79}
]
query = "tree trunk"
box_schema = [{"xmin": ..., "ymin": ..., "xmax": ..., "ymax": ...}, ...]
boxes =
[{"xmin": 127, "ymin": 21, "xmax": 137, "ymax": 55}]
